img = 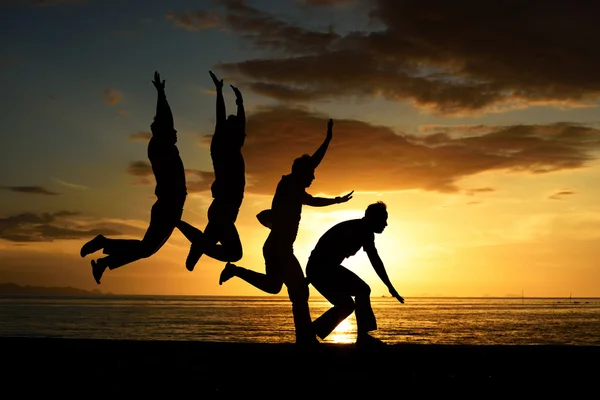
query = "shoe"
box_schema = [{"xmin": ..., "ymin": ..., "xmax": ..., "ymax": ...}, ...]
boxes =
[
  {"xmin": 91, "ymin": 259, "xmax": 107, "ymax": 284},
  {"xmin": 186, "ymin": 242, "xmax": 204, "ymax": 272},
  {"xmin": 256, "ymin": 209, "xmax": 273, "ymax": 229},
  {"xmin": 219, "ymin": 262, "xmax": 237, "ymax": 285},
  {"xmin": 356, "ymin": 333, "xmax": 387, "ymax": 349},
  {"xmin": 80, "ymin": 235, "xmax": 105, "ymax": 258}
]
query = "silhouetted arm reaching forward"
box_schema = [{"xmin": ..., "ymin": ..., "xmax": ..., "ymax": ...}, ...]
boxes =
[
  {"xmin": 152, "ymin": 71, "xmax": 175, "ymax": 140},
  {"xmin": 310, "ymin": 119, "xmax": 333, "ymax": 169},
  {"xmin": 231, "ymin": 85, "xmax": 245, "ymax": 132},
  {"xmin": 303, "ymin": 190, "xmax": 353, "ymax": 207},
  {"xmin": 365, "ymin": 243, "xmax": 404, "ymax": 304},
  {"xmin": 210, "ymin": 71, "xmax": 226, "ymax": 126}
]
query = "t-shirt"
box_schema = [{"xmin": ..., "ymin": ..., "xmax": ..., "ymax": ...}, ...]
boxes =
[
  {"xmin": 270, "ymin": 174, "xmax": 306, "ymax": 244},
  {"xmin": 210, "ymin": 122, "xmax": 245, "ymax": 204},
  {"xmin": 309, "ymin": 219, "xmax": 375, "ymax": 265},
  {"xmin": 148, "ymin": 136, "xmax": 187, "ymax": 202}
]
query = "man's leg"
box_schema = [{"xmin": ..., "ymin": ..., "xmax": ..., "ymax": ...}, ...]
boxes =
[
  {"xmin": 178, "ymin": 219, "xmax": 219, "ymax": 272},
  {"xmin": 284, "ymin": 254, "xmax": 318, "ymax": 345},
  {"xmin": 202, "ymin": 220, "xmax": 242, "ymax": 262},
  {"xmin": 309, "ymin": 263, "xmax": 356, "ymax": 340},
  {"xmin": 92, "ymin": 202, "xmax": 180, "ymax": 283}
]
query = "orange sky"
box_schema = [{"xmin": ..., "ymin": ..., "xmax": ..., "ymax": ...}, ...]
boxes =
[{"xmin": 2, "ymin": 0, "xmax": 600, "ymax": 297}]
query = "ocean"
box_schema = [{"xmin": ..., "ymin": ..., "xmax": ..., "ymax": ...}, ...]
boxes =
[{"xmin": 1, "ymin": 295, "xmax": 599, "ymax": 345}]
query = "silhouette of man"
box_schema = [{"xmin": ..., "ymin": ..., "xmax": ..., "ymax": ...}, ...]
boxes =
[
  {"xmin": 219, "ymin": 119, "xmax": 353, "ymax": 345},
  {"xmin": 306, "ymin": 201, "xmax": 404, "ymax": 347},
  {"xmin": 80, "ymin": 71, "xmax": 187, "ymax": 284},
  {"xmin": 177, "ymin": 71, "xmax": 245, "ymax": 271}
]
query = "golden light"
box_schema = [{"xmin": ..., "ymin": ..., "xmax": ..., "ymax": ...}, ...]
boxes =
[{"xmin": 325, "ymin": 316, "xmax": 357, "ymax": 344}]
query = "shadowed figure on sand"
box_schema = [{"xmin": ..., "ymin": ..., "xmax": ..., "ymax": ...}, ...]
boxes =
[
  {"xmin": 79, "ymin": 72, "xmax": 187, "ymax": 284},
  {"xmin": 306, "ymin": 201, "xmax": 404, "ymax": 347},
  {"xmin": 177, "ymin": 71, "xmax": 246, "ymax": 271},
  {"xmin": 219, "ymin": 119, "xmax": 353, "ymax": 345}
]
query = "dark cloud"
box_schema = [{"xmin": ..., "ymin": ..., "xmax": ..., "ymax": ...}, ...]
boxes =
[
  {"xmin": 0, "ymin": 211, "xmax": 143, "ymax": 243},
  {"xmin": 126, "ymin": 162, "xmax": 214, "ymax": 192},
  {"xmin": 183, "ymin": 0, "xmax": 600, "ymax": 115},
  {"xmin": 103, "ymin": 89, "xmax": 121, "ymax": 105},
  {"xmin": 464, "ymin": 187, "xmax": 495, "ymax": 196},
  {"xmin": 235, "ymin": 106, "xmax": 600, "ymax": 195},
  {"xmin": 301, "ymin": 0, "xmax": 356, "ymax": 7},
  {"xmin": 1, "ymin": 186, "xmax": 59, "ymax": 195},
  {"xmin": 549, "ymin": 190, "xmax": 576, "ymax": 200},
  {"xmin": 129, "ymin": 131, "xmax": 151, "ymax": 142},
  {"xmin": 185, "ymin": 169, "xmax": 214, "ymax": 193},
  {"xmin": 126, "ymin": 106, "xmax": 600, "ymax": 195},
  {"xmin": 165, "ymin": 11, "xmax": 221, "ymax": 31},
  {"xmin": 127, "ymin": 161, "xmax": 152, "ymax": 177}
]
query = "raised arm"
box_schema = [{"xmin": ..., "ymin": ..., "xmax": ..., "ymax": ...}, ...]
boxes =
[
  {"xmin": 209, "ymin": 70, "xmax": 226, "ymax": 126},
  {"xmin": 151, "ymin": 71, "xmax": 175, "ymax": 137},
  {"xmin": 365, "ymin": 244, "xmax": 404, "ymax": 304},
  {"xmin": 303, "ymin": 190, "xmax": 353, "ymax": 207},
  {"xmin": 310, "ymin": 119, "xmax": 333, "ymax": 169},
  {"xmin": 230, "ymin": 85, "xmax": 245, "ymax": 131}
]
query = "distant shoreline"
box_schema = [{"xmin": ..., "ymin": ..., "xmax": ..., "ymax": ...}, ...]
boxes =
[
  {"xmin": 2, "ymin": 282, "xmax": 599, "ymax": 299},
  {"xmin": 0, "ymin": 282, "xmax": 111, "ymax": 296}
]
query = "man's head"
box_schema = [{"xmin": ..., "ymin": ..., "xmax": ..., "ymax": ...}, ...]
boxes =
[
  {"xmin": 225, "ymin": 114, "xmax": 246, "ymax": 147},
  {"xmin": 291, "ymin": 154, "xmax": 315, "ymax": 188},
  {"xmin": 364, "ymin": 201, "xmax": 388, "ymax": 233}
]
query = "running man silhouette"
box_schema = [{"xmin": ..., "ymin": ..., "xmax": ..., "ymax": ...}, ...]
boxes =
[
  {"xmin": 219, "ymin": 118, "xmax": 353, "ymax": 345},
  {"xmin": 80, "ymin": 71, "xmax": 187, "ymax": 284},
  {"xmin": 306, "ymin": 201, "xmax": 404, "ymax": 347},
  {"xmin": 177, "ymin": 71, "xmax": 245, "ymax": 271}
]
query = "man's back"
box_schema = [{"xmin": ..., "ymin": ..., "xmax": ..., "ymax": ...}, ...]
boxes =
[
  {"xmin": 270, "ymin": 174, "xmax": 305, "ymax": 244},
  {"xmin": 310, "ymin": 219, "xmax": 374, "ymax": 265},
  {"xmin": 148, "ymin": 136, "xmax": 187, "ymax": 202},
  {"xmin": 210, "ymin": 124, "xmax": 245, "ymax": 202}
]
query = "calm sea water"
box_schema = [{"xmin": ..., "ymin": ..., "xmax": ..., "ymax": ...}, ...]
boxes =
[{"xmin": 1, "ymin": 295, "xmax": 599, "ymax": 345}]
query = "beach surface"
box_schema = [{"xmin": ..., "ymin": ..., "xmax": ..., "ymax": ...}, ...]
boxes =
[{"xmin": 3, "ymin": 337, "xmax": 597, "ymax": 397}]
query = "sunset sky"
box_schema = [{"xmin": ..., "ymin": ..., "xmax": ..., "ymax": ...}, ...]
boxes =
[{"xmin": 2, "ymin": 0, "xmax": 600, "ymax": 297}]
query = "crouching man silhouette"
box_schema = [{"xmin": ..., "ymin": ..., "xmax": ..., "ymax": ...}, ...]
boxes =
[{"xmin": 306, "ymin": 201, "xmax": 404, "ymax": 347}]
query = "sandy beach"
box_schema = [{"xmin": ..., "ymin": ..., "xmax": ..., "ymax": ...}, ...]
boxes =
[{"xmin": 3, "ymin": 337, "xmax": 598, "ymax": 397}]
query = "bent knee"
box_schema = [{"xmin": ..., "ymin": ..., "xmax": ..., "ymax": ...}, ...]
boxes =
[
  {"xmin": 227, "ymin": 248, "xmax": 243, "ymax": 263},
  {"xmin": 265, "ymin": 281, "xmax": 284, "ymax": 295}
]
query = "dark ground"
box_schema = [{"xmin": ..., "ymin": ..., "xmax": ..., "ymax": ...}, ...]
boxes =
[{"xmin": 2, "ymin": 337, "xmax": 598, "ymax": 398}]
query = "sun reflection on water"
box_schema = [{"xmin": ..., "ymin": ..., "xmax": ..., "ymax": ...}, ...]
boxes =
[{"xmin": 325, "ymin": 316, "xmax": 357, "ymax": 344}]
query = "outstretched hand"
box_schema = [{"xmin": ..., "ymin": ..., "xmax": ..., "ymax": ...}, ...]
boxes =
[
  {"xmin": 390, "ymin": 288, "xmax": 404, "ymax": 304},
  {"xmin": 337, "ymin": 190, "xmax": 354, "ymax": 203},
  {"xmin": 230, "ymin": 84, "xmax": 243, "ymax": 102},
  {"xmin": 152, "ymin": 71, "xmax": 165, "ymax": 91},
  {"xmin": 209, "ymin": 70, "xmax": 223, "ymax": 89}
]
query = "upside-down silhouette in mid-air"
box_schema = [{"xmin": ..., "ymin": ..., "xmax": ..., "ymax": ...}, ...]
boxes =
[
  {"xmin": 219, "ymin": 118, "xmax": 354, "ymax": 345},
  {"xmin": 177, "ymin": 71, "xmax": 246, "ymax": 271},
  {"xmin": 80, "ymin": 71, "xmax": 187, "ymax": 284},
  {"xmin": 306, "ymin": 201, "xmax": 404, "ymax": 347}
]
